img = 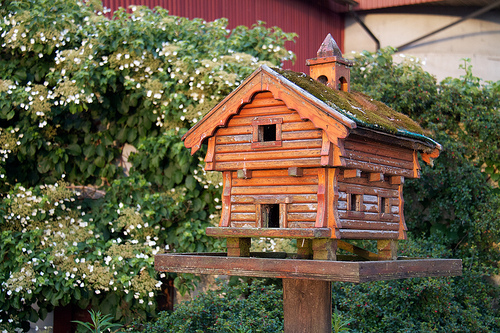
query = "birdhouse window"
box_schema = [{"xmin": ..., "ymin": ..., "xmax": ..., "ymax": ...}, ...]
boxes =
[
  {"xmin": 348, "ymin": 193, "xmax": 362, "ymax": 212},
  {"xmin": 379, "ymin": 197, "xmax": 391, "ymax": 214},
  {"xmin": 262, "ymin": 204, "xmax": 280, "ymax": 228},
  {"xmin": 252, "ymin": 118, "xmax": 282, "ymax": 148}
]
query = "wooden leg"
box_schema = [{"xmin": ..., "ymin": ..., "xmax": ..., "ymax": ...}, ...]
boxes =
[
  {"xmin": 296, "ymin": 239, "xmax": 312, "ymax": 259},
  {"xmin": 377, "ymin": 240, "xmax": 398, "ymax": 260},
  {"xmin": 226, "ymin": 238, "xmax": 251, "ymax": 257},
  {"xmin": 313, "ymin": 239, "xmax": 337, "ymax": 260},
  {"xmin": 283, "ymin": 279, "xmax": 332, "ymax": 333}
]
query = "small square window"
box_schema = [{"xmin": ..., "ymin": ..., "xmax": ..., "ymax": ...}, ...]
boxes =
[
  {"xmin": 251, "ymin": 118, "xmax": 282, "ymax": 148},
  {"xmin": 260, "ymin": 124, "xmax": 276, "ymax": 142},
  {"xmin": 380, "ymin": 197, "xmax": 391, "ymax": 214},
  {"xmin": 348, "ymin": 193, "xmax": 362, "ymax": 212},
  {"xmin": 262, "ymin": 204, "xmax": 280, "ymax": 228}
]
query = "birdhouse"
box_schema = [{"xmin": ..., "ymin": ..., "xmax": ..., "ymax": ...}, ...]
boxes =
[{"xmin": 182, "ymin": 34, "xmax": 441, "ymax": 261}]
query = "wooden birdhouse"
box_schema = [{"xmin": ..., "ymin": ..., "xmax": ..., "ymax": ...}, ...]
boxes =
[{"xmin": 182, "ymin": 34, "xmax": 441, "ymax": 261}]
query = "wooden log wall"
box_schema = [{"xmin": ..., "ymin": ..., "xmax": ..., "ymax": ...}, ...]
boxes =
[
  {"xmin": 339, "ymin": 135, "xmax": 419, "ymax": 178},
  {"xmin": 229, "ymin": 169, "xmax": 319, "ymax": 229},
  {"xmin": 336, "ymin": 172, "xmax": 404, "ymax": 240},
  {"xmin": 212, "ymin": 91, "xmax": 323, "ymax": 171}
]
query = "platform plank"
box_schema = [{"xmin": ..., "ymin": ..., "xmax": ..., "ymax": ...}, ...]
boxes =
[{"xmin": 155, "ymin": 253, "xmax": 462, "ymax": 283}]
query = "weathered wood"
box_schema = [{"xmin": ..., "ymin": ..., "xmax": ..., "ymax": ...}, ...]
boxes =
[
  {"xmin": 338, "ymin": 211, "xmax": 399, "ymax": 222},
  {"xmin": 288, "ymin": 212, "xmax": 317, "ymax": 221},
  {"xmin": 338, "ymin": 182, "xmax": 399, "ymax": 197},
  {"xmin": 230, "ymin": 212, "xmax": 256, "ymax": 221},
  {"xmin": 231, "ymin": 194, "xmax": 318, "ymax": 204},
  {"xmin": 339, "ymin": 229, "xmax": 399, "ymax": 240},
  {"xmin": 216, "ymin": 139, "xmax": 323, "ymax": 153},
  {"xmin": 296, "ymin": 238, "xmax": 312, "ymax": 259},
  {"xmin": 215, "ymin": 158, "xmax": 322, "ymax": 171},
  {"xmin": 204, "ymin": 136, "xmax": 216, "ymax": 171},
  {"xmin": 343, "ymin": 149, "xmax": 415, "ymax": 170},
  {"xmin": 155, "ymin": 253, "xmax": 463, "ymax": 283},
  {"xmin": 378, "ymin": 239, "xmax": 398, "ymax": 260},
  {"xmin": 398, "ymin": 184, "xmax": 408, "ymax": 240},
  {"xmin": 344, "ymin": 169, "xmax": 362, "ymax": 178},
  {"xmin": 283, "ymin": 279, "xmax": 332, "ymax": 333},
  {"xmin": 315, "ymin": 168, "xmax": 327, "ymax": 228},
  {"xmin": 232, "ymin": 185, "xmax": 318, "ymax": 195},
  {"xmin": 369, "ymin": 172, "xmax": 384, "ymax": 182},
  {"xmin": 288, "ymin": 221, "xmax": 316, "ymax": 228},
  {"xmin": 233, "ymin": 168, "xmax": 318, "ymax": 178},
  {"xmin": 215, "ymin": 148, "xmax": 321, "ymax": 162},
  {"xmin": 232, "ymin": 175, "xmax": 318, "ymax": 187},
  {"xmin": 312, "ymin": 239, "xmax": 337, "ymax": 260},
  {"xmin": 390, "ymin": 176, "xmax": 404, "ymax": 185},
  {"xmin": 340, "ymin": 158, "xmax": 415, "ymax": 178},
  {"xmin": 280, "ymin": 203, "xmax": 288, "ymax": 228},
  {"xmin": 321, "ymin": 131, "xmax": 333, "ymax": 166},
  {"xmin": 344, "ymin": 135, "xmax": 414, "ymax": 162},
  {"xmin": 338, "ymin": 173, "xmax": 400, "ymax": 190},
  {"xmin": 226, "ymin": 238, "xmax": 251, "ymax": 257},
  {"xmin": 206, "ymin": 227, "xmax": 331, "ymax": 238},
  {"xmin": 220, "ymin": 171, "xmax": 232, "ymax": 227},
  {"xmin": 340, "ymin": 220, "xmax": 400, "ymax": 231}
]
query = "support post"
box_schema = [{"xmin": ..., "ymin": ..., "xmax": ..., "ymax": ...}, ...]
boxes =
[
  {"xmin": 226, "ymin": 238, "xmax": 251, "ymax": 257},
  {"xmin": 296, "ymin": 239, "xmax": 312, "ymax": 259},
  {"xmin": 283, "ymin": 279, "xmax": 332, "ymax": 333},
  {"xmin": 313, "ymin": 239, "xmax": 337, "ymax": 260},
  {"xmin": 377, "ymin": 240, "xmax": 398, "ymax": 260}
]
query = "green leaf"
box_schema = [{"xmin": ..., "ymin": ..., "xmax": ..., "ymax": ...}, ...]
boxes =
[
  {"xmin": 66, "ymin": 143, "xmax": 82, "ymax": 156},
  {"xmin": 94, "ymin": 156, "xmax": 106, "ymax": 168},
  {"xmin": 185, "ymin": 175, "xmax": 196, "ymax": 191}
]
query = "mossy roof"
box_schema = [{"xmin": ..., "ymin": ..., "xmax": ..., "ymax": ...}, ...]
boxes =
[{"xmin": 275, "ymin": 68, "xmax": 432, "ymax": 142}]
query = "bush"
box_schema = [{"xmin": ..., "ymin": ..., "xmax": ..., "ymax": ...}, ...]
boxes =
[{"xmin": 126, "ymin": 279, "xmax": 284, "ymax": 333}]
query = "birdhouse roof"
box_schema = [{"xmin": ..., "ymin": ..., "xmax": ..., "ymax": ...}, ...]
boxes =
[{"xmin": 182, "ymin": 65, "xmax": 440, "ymax": 155}]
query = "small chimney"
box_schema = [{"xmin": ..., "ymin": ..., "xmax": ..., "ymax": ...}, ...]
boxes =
[{"xmin": 306, "ymin": 34, "xmax": 353, "ymax": 92}]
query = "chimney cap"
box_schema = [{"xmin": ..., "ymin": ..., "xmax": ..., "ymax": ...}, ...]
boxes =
[{"xmin": 317, "ymin": 33, "xmax": 343, "ymax": 58}]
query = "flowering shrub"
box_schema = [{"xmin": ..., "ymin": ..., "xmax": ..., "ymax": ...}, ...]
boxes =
[{"xmin": 0, "ymin": 0, "xmax": 296, "ymax": 330}]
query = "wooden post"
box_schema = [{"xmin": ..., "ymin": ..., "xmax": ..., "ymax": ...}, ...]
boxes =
[
  {"xmin": 283, "ymin": 279, "xmax": 332, "ymax": 333},
  {"xmin": 226, "ymin": 238, "xmax": 251, "ymax": 257},
  {"xmin": 377, "ymin": 240, "xmax": 398, "ymax": 260},
  {"xmin": 296, "ymin": 239, "xmax": 312, "ymax": 259},
  {"xmin": 312, "ymin": 239, "xmax": 337, "ymax": 260}
]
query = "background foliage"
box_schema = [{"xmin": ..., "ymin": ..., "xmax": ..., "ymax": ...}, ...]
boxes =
[{"xmin": 0, "ymin": 0, "xmax": 295, "ymax": 330}]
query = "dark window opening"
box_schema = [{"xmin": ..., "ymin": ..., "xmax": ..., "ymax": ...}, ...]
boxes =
[
  {"xmin": 318, "ymin": 75, "xmax": 328, "ymax": 85},
  {"xmin": 349, "ymin": 194, "xmax": 361, "ymax": 212},
  {"xmin": 380, "ymin": 197, "xmax": 390, "ymax": 214},
  {"xmin": 262, "ymin": 204, "xmax": 280, "ymax": 228},
  {"xmin": 339, "ymin": 77, "xmax": 348, "ymax": 92},
  {"xmin": 261, "ymin": 124, "xmax": 276, "ymax": 142}
]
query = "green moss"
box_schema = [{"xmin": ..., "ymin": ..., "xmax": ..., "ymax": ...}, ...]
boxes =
[{"xmin": 276, "ymin": 69, "xmax": 425, "ymax": 136}]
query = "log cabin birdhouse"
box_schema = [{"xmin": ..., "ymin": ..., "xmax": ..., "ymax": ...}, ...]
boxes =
[{"xmin": 182, "ymin": 34, "xmax": 441, "ymax": 261}]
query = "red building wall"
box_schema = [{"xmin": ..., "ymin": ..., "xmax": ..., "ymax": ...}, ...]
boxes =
[{"xmin": 101, "ymin": 0, "xmax": 345, "ymax": 73}]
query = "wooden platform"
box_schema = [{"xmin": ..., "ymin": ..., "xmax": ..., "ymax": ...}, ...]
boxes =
[{"xmin": 155, "ymin": 252, "xmax": 462, "ymax": 283}]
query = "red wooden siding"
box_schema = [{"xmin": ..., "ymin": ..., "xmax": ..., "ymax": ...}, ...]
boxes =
[
  {"xmin": 229, "ymin": 169, "xmax": 319, "ymax": 229},
  {"xmin": 213, "ymin": 92, "xmax": 323, "ymax": 171},
  {"xmin": 101, "ymin": 0, "xmax": 345, "ymax": 73}
]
